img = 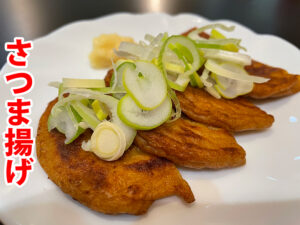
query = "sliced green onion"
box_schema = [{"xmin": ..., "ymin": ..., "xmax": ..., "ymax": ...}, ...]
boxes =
[
  {"xmin": 213, "ymin": 73, "xmax": 254, "ymax": 99},
  {"xmin": 200, "ymin": 68, "xmax": 213, "ymax": 88},
  {"xmin": 123, "ymin": 61, "xmax": 167, "ymax": 110},
  {"xmin": 90, "ymin": 121, "xmax": 127, "ymax": 161},
  {"xmin": 188, "ymin": 23, "xmax": 235, "ymax": 41},
  {"xmin": 167, "ymin": 74, "xmax": 190, "ymax": 92},
  {"xmin": 159, "ymin": 35, "xmax": 201, "ymax": 79},
  {"xmin": 62, "ymin": 88, "xmax": 136, "ymax": 149},
  {"xmin": 48, "ymin": 105, "xmax": 82, "ymax": 144},
  {"xmin": 71, "ymin": 101, "xmax": 101, "ymax": 130},
  {"xmin": 165, "ymin": 62, "xmax": 185, "ymax": 74},
  {"xmin": 117, "ymin": 94, "xmax": 172, "ymax": 130},
  {"xmin": 195, "ymin": 38, "xmax": 246, "ymax": 52},
  {"xmin": 205, "ymin": 59, "xmax": 269, "ymax": 83},
  {"xmin": 167, "ymin": 88, "xmax": 181, "ymax": 123},
  {"xmin": 64, "ymin": 104, "xmax": 86, "ymax": 144},
  {"xmin": 202, "ymin": 49, "xmax": 251, "ymax": 65},
  {"xmin": 91, "ymin": 100, "xmax": 108, "ymax": 121},
  {"xmin": 210, "ymin": 29, "xmax": 226, "ymax": 39},
  {"xmin": 190, "ymin": 71, "xmax": 204, "ymax": 88}
]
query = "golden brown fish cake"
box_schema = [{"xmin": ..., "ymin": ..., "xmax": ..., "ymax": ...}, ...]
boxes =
[
  {"xmin": 36, "ymin": 99, "xmax": 194, "ymax": 215},
  {"xmin": 135, "ymin": 118, "xmax": 246, "ymax": 169},
  {"xmin": 272, "ymin": 75, "xmax": 300, "ymax": 98},
  {"xmin": 245, "ymin": 60, "xmax": 300, "ymax": 99},
  {"xmin": 176, "ymin": 86, "xmax": 274, "ymax": 132}
]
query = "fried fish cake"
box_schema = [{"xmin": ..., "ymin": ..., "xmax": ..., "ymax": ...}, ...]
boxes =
[
  {"xmin": 245, "ymin": 60, "xmax": 300, "ymax": 99},
  {"xmin": 176, "ymin": 86, "xmax": 274, "ymax": 132},
  {"xmin": 135, "ymin": 118, "xmax": 246, "ymax": 169},
  {"xmin": 36, "ymin": 99, "xmax": 194, "ymax": 215}
]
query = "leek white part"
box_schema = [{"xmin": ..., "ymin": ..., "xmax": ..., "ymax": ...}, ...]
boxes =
[
  {"xmin": 159, "ymin": 35, "xmax": 201, "ymax": 79},
  {"xmin": 51, "ymin": 94, "xmax": 86, "ymax": 117},
  {"xmin": 115, "ymin": 33, "xmax": 167, "ymax": 61},
  {"xmin": 48, "ymin": 106, "xmax": 79, "ymax": 144},
  {"xmin": 90, "ymin": 87, "xmax": 126, "ymax": 94},
  {"xmin": 202, "ymin": 49, "xmax": 251, "ymax": 65},
  {"xmin": 172, "ymin": 75, "xmax": 190, "ymax": 91},
  {"xmin": 214, "ymin": 74, "xmax": 253, "ymax": 99},
  {"xmin": 165, "ymin": 62, "xmax": 185, "ymax": 74},
  {"xmin": 62, "ymin": 88, "xmax": 136, "ymax": 149},
  {"xmin": 188, "ymin": 23, "xmax": 235, "ymax": 41},
  {"xmin": 71, "ymin": 101, "xmax": 101, "ymax": 130},
  {"xmin": 90, "ymin": 121, "xmax": 126, "ymax": 161},
  {"xmin": 205, "ymin": 59, "xmax": 269, "ymax": 83},
  {"xmin": 167, "ymin": 88, "xmax": 181, "ymax": 123},
  {"xmin": 145, "ymin": 33, "xmax": 167, "ymax": 61},
  {"xmin": 123, "ymin": 61, "xmax": 167, "ymax": 110},
  {"xmin": 117, "ymin": 42, "xmax": 145, "ymax": 59},
  {"xmin": 62, "ymin": 78, "xmax": 105, "ymax": 88},
  {"xmin": 195, "ymin": 39, "xmax": 246, "ymax": 51},
  {"xmin": 205, "ymin": 86, "xmax": 221, "ymax": 99},
  {"xmin": 200, "ymin": 68, "xmax": 213, "ymax": 88},
  {"xmin": 117, "ymin": 94, "xmax": 172, "ymax": 130},
  {"xmin": 111, "ymin": 61, "xmax": 135, "ymax": 99}
]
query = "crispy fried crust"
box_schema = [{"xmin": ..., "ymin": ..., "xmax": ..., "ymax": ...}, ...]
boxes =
[
  {"xmin": 104, "ymin": 69, "xmax": 113, "ymax": 87},
  {"xmin": 245, "ymin": 60, "xmax": 300, "ymax": 99},
  {"xmin": 176, "ymin": 86, "xmax": 274, "ymax": 132},
  {"xmin": 135, "ymin": 118, "xmax": 246, "ymax": 169},
  {"xmin": 36, "ymin": 99, "xmax": 194, "ymax": 215}
]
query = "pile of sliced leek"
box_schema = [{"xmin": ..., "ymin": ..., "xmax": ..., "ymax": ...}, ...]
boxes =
[{"xmin": 48, "ymin": 23, "xmax": 268, "ymax": 161}]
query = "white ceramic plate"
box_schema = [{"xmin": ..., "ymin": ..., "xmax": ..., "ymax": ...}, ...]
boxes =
[{"xmin": 0, "ymin": 13, "xmax": 300, "ymax": 225}]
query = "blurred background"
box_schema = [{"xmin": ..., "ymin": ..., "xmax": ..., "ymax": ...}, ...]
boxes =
[{"xmin": 0, "ymin": 0, "xmax": 299, "ymax": 68}]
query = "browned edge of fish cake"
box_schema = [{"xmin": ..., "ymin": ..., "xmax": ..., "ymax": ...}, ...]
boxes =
[
  {"xmin": 36, "ymin": 99, "xmax": 195, "ymax": 215},
  {"xmin": 135, "ymin": 118, "xmax": 246, "ymax": 169},
  {"xmin": 245, "ymin": 60, "xmax": 300, "ymax": 99},
  {"xmin": 177, "ymin": 86, "xmax": 274, "ymax": 132}
]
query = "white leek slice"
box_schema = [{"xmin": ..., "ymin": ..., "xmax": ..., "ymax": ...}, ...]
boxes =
[
  {"xmin": 117, "ymin": 42, "xmax": 145, "ymax": 59},
  {"xmin": 117, "ymin": 94, "xmax": 172, "ymax": 130},
  {"xmin": 205, "ymin": 59, "xmax": 269, "ymax": 83},
  {"xmin": 214, "ymin": 76, "xmax": 253, "ymax": 99},
  {"xmin": 159, "ymin": 35, "xmax": 201, "ymax": 79},
  {"xmin": 195, "ymin": 38, "xmax": 246, "ymax": 51},
  {"xmin": 123, "ymin": 61, "xmax": 167, "ymax": 110},
  {"xmin": 190, "ymin": 71, "xmax": 204, "ymax": 88},
  {"xmin": 51, "ymin": 94, "xmax": 86, "ymax": 117},
  {"xmin": 111, "ymin": 61, "xmax": 135, "ymax": 99},
  {"xmin": 205, "ymin": 86, "xmax": 221, "ymax": 99},
  {"xmin": 188, "ymin": 23, "xmax": 235, "ymax": 41},
  {"xmin": 200, "ymin": 68, "xmax": 213, "ymax": 88},
  {"xmin": 63, "ymin": 78, "xmax": 105, "ymax": 88},
  {"xmin": 91, "ymin": 100, "xmax": 108, "ymax": 120},
  {"xmin": 48, "ymin": 106, "xmax": 80, "ymax": 144},
  {"xmin": 167, "ymin": 74, "xmax": 190, "ymax": 92},
  {"xmin": 71, "ymin": 101, "xmax": 101, "ymax": 130},
  {"xmin": 165, "ymin": 62, "xmax": 185, "ymax": 74},
  {"xmin": 167, "ymin": 88, "xmax": 181, "ymax": 123},
  {"xmin": 63, "ymin": 88, "xmax": 136, "ymax": 149},
  {"xmin": 202, "ymin": 49, "xmax": 251, "ymax": 65},
  {"xmin": 90, "ymin": 121, "xmax": 126, "ymax": 161}
]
